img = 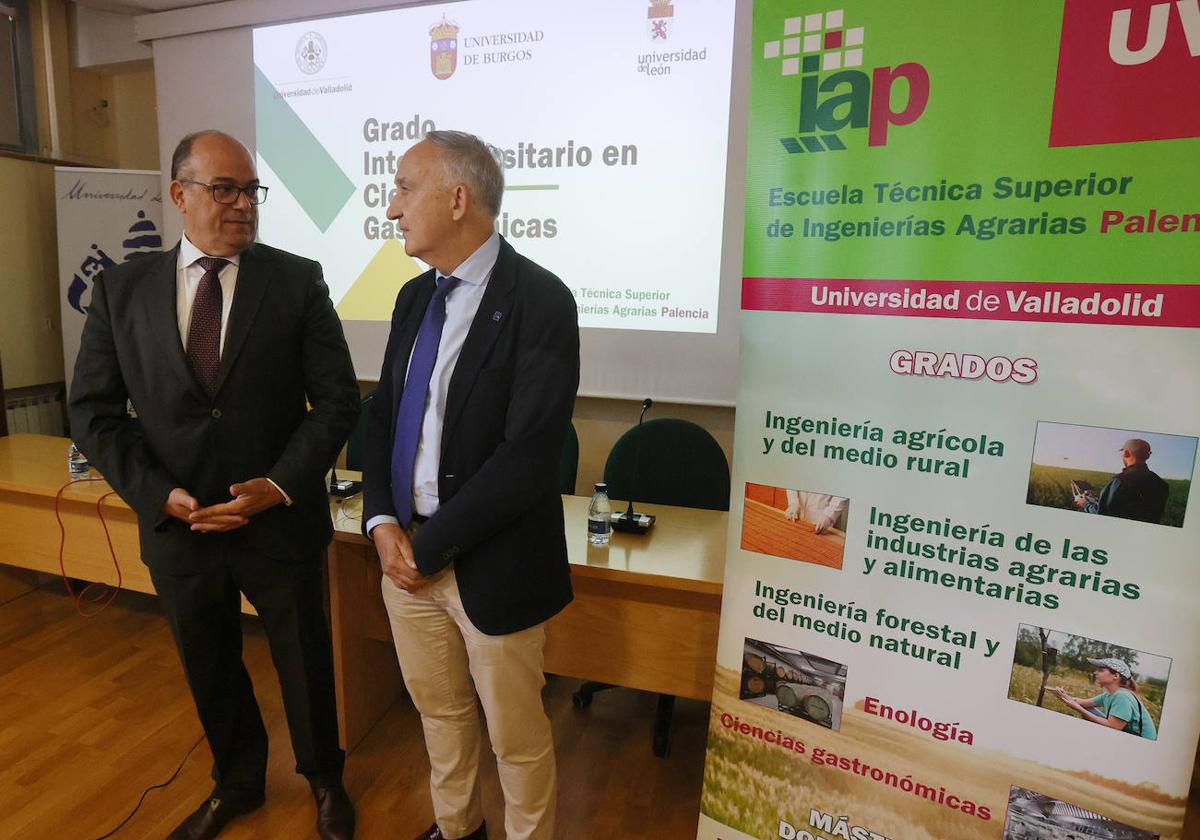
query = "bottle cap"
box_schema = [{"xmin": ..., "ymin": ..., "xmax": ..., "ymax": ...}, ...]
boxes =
[{"xmin": 594, "ymin": 482, "xmax": 607, "ymax": 492}]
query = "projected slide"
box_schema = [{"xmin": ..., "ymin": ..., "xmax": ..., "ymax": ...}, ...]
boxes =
[{"xmin": 252, "ymin": 0, "xmax": 735, "ymax": 333}]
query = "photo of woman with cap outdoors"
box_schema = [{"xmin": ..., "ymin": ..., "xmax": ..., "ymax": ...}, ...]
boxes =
[{"xmin": 1050, "ymin": 657, "xmax": 1158, "ymax": 740}]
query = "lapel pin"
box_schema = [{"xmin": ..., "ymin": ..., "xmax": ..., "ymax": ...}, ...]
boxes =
[{"xmin": 492, "ymin": 311, "xmax": 503, "ymax": 322}]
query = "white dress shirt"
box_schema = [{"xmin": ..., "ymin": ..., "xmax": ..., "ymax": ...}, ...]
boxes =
[
  {"xmin": 367, "ymin": 231, "xmax": 499, "ymax": 536},
  {"xmin": 177, "ymin": 235, "xmax": 291, "ymax": 504}
]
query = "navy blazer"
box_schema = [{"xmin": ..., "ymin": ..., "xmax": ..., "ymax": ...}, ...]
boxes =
[
  {"xmin": 362, "ymin": 237, "xmax": 580, "ymax": 635},
  {"xmin": 69, "ymin": 242, "xmax": 361, "ymax": 573}
]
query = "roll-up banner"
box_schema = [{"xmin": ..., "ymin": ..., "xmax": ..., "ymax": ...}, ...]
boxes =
[
  {"xmin": 699, "ymin": 3, "xmax": 1199, "ymax": 839},
  {"xmin": 55, "ymin": 167, "xmax": 164, "ymax": 395}
]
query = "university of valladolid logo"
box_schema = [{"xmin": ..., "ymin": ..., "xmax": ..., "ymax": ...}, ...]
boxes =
[
  {"xmin": 1050, "ymin": 0, "xmax": 1200, "ymax": 147},
  {"xmin": 647, "ymin": 0, "xmax": 674, "ymax": 41},
  {"xmin": 762, "ymin": 7, "xmax": 929, "ymax": 153},
  {"xmin": 430, "ymin": 17, "xmax": 460, "ymax": 80},
  {"xmin": 67, "ymin": 211, "xmax": 161, "ymax": 314},
  {"xmin": 295, "ymin": 31, "xmax": 327, "ymax": 75}
]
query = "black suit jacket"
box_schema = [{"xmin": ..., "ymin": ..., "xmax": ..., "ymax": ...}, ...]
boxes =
[
  {"xmin": 69, "ymin": 242, "xmax": 360, "ymax": 573},
  {"xmin": 362, "ymin": 237, "xmax": 579, "ymax": 635}
]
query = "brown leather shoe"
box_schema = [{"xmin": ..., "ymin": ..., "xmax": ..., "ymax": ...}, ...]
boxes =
[
  {"xmin": 413, "ymin": 822, "xmax": 487, "ymax": 840},
  {"xmin": 313, "ymin": 784, "xmax": 355, "ymax": 840},
  {"xmin": 166, "ymin": 793, "xmax": 264, "ymax": 839}
]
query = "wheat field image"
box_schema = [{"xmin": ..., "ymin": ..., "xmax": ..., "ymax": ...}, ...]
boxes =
[
  {"xmin": 1025, "ymin": 463, "xmax": 1189, "ymax": 528},
  {"xmin": 701, "ymin": 667, "xmax": 1185, "ymax": 840}
]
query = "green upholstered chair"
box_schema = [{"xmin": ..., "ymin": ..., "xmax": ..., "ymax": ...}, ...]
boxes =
[
  {"xmin": 344, "ymin": 391, "xmax": 374, "ymax": 472},
  {"xmin": 602, "ymin": 418, "xmax": 730, "ymax": 511},
  {"xmin": 573, "ymin": 417, "xmax": 730, "ymax": 756},
  {"xmin": 559, "ymin": 421, "xmax": 579, "ymax": 495}
]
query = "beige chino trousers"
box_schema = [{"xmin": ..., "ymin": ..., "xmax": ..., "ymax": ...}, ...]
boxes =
[{"xmin": 381, "ymin": 565, "xmax": 556, "ymax": 840}]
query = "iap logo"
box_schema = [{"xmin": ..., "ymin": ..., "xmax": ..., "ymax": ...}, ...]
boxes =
[
  {"xmin": 1050, "ymin": 0, "xmax": 1200, "ymax": 146},
  {"xmin": 762, "ymin": 7, "xmax": 929, "ymax": 153}
]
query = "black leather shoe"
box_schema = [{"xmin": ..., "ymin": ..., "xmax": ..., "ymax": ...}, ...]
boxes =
[
  {"xmin": 413, "ymin": 822, "xmax": 488, "ymax": 840},
  {"xmin": 313, "ymin": 784, "xmax": 355, "ymax": 840},
  {"xmin": 167, "ymin": 792, "xmax": 265, "ymax": 840}
]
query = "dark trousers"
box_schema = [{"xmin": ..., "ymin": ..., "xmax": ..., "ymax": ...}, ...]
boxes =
[{"xmin": 149, "ymin": 538, "xmax": 344, "ymax": 798}]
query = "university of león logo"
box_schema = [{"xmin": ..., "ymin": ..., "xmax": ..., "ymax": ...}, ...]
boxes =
[{"xmin": 648, "ymin": 0, "xmax": 674, "ymax": 41}]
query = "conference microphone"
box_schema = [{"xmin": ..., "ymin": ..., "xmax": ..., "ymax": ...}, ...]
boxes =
[{"xmin": 611, "ymin": 397, "xmax": 656, "ymax": 534}]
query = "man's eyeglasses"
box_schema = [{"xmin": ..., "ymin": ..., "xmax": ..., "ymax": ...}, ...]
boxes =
[{"xmin": 179, "ymin": 179, "xmax": 269, "ymax": 206}]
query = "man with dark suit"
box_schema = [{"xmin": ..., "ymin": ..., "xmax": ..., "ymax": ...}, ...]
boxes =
[
  {"xmin": 362, "ymin": 131, "xmax": 579, "ymax": 840},
  {"xmin": 69, "ymin": 130, "xmax": 360, "ymax": 840}
]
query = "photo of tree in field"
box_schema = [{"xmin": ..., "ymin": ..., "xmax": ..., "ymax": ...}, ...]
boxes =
[
  {"xmin": 1025, "ymin": 421, "xmax": 1196, "ymax": 528},
  {"xmin": 1008, "ymin": 625, "xmax": 1170, "ymax": 741},
  {"xmin": 1002, "ymin": 785, "xmax": 1159, "ymax": 839}
]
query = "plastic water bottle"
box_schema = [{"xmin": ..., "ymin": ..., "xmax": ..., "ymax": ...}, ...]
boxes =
[
  {"xmin": 587, "ymin": 482, "xmax": 612, "ymax": 546},
  {"xmin": 67, "ymin": 442, "xmax": 90, "ymax": 479}
]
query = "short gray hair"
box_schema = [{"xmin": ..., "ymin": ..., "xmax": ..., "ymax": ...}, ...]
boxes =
[{"xmin": 425, "ymin": 130, "xmax": 504, "ymax": 218}]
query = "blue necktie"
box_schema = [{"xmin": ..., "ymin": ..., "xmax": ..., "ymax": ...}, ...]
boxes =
[{"xmin": 391, "ymin": 275, "xmax": 462, "ymax": 525}]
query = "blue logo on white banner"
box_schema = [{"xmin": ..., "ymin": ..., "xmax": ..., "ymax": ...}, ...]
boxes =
[{"xmin": 66, "ymin": 211, "xmax": 163, "ymax": 313}]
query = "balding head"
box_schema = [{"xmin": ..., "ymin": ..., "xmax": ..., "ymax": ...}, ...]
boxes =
[
  {"xmin": 171, "ymin": 130, "xmax": 252, "ymax": 181},
  {"xmin": 169, "ymin": 131, "xmax": 259, "ymax": 256}
]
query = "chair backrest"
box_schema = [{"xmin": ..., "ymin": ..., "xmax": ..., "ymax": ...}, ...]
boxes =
[
  {"xmin": 559, "ymin": 421, "xmax": 579, "ymax": 495},
  {"xmin": 603, "ymin": 418, "xmax": 730, "ymax": 511},
  {"xmin": 345, "ymin": 391, "xmax": 375, "ymax": 472}
]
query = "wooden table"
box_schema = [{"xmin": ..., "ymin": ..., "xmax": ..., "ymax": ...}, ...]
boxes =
[
  {"xmin": 0, "ymin": 434, "xmax": 728, "ymax": 751},
  {"xmin": 327, "ymin": 490, "xmax": 727, "ymax": 750},
  {"xmin": 0, "ymin": 434, "xmax": 258, "ymax": 612},
  {"xmin": 0, "ymin": 434, "xmax": 150, "ymax": 594}
]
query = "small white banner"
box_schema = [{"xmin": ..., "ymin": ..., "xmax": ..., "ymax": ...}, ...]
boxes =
[{"xmin": 55, "ymin": 167, "xmax": 164, "ymax": 395}]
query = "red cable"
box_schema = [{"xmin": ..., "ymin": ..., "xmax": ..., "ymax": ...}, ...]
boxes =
[{"xmin": 54, "ymin": 478, "xmax": 125, "ymax": 617}]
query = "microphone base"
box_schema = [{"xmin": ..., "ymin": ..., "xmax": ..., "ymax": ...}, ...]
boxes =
[
  {"xmin": 611, "ymin": 511, "xmax": 655, "ymax": 534},
  {"xmin": 329, "ymin": 478, "xmax": 362, "ymax": 498}
]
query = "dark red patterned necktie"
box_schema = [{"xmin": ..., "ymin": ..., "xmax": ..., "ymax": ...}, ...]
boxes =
[{"xmin": 186, "ymin": 256, "xmax": 228, "ymax": 395}]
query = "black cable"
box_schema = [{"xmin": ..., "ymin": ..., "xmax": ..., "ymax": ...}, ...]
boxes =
[{"xmin": 91, "ymin": 734, "xmax": 205, "ymax": 840}]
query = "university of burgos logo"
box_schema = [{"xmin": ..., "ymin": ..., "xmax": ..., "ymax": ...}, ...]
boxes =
[
  {"xmin": 647, "ymin": 0, "xmax": 674, "ymax": 41},
  {"xmin": 67, "ymin": 211, "xmax": 162, "ymax": 314},
  {"xmin": 430, "ymin": 17, "xmax": 460, "ymax": 80},
  {"xmin": 763, "ymin": 7, "xmax": 929, "ymax": 153},
  {"xmin": 295, "ymin": 31, "xmax": 327, "ymax": 75},
  {"xmin": 1050, "ymin": 0, "xmax": 1200, "ymax": 147}
]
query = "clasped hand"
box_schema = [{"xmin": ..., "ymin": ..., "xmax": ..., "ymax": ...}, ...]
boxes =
[
  {"xmin": 372, "ymin": 523, "xmax": 428, "ymax": 593},
  {"xmin": 162, "ymin": 478, "xmax": 284, "ymax": 532}
]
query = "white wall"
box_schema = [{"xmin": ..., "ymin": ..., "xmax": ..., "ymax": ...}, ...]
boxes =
[
  {"xmin": 151, "ymin": 25, "xmax": 253, "ymax": 246},
  {"xmin": 71, "ymin": 5, "xmax": 152, "ymax": 68}
]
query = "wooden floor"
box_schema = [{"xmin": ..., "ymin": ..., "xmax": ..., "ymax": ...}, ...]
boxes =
[
  {"xmin": 2, "ymin": 572, "xmax": 1198, "ymax": 840},
  {"xmin": 0, "ymin": 576, "xmax": 709, "ymax": 840}
]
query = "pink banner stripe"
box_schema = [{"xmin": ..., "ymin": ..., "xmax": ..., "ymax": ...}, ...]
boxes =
[{"xmin": 742, "ymin": 278, "xmax": 1200, "ymax": 327}]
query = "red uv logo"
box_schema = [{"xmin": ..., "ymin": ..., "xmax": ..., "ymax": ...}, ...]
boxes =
[{"xmin": 1050, "ymin": 0, "xmax": 1200, "ymax": 147}]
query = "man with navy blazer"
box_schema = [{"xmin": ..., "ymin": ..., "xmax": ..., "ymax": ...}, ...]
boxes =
[
  {"xmin": 69, "ymin": 131, "xmax": 359, "ymax": 840},
  {"xmin": 361, "ymin": 131, "xmax": 578, "ymax": 840}
]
